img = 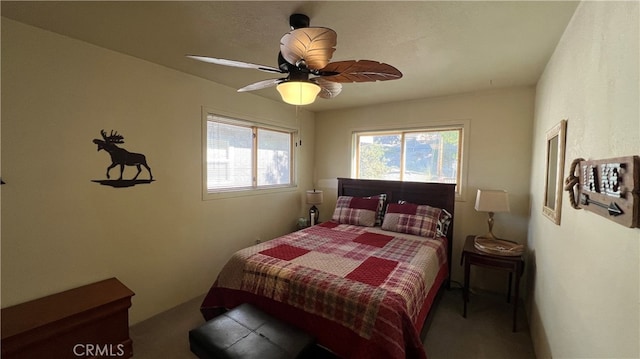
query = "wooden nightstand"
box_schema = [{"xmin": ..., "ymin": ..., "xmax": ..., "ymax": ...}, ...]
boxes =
[{"xmin": 461, "ymin": 235, "xmax": 524, "ymax": 332}]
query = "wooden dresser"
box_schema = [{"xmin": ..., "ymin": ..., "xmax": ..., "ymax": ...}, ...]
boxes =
[{"xmin": 1, "ymin": 278, "xmax": 135, "ymax": 359}]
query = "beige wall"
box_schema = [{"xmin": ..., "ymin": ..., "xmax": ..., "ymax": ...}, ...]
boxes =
[
  {"xmin": 314, "ymin": 87, "xmax": 535, "ymax": 286},
  {"xmin": 527, "ymin": 2, "xmax": 639, "ymax": 358},
  {"xmin": 0, "ymin": 18, "xmax": 315, "ymax": 324}
]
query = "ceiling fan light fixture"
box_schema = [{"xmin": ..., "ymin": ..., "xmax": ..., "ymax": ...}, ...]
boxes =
[{"xmin": 276, "ymin": 81, "xmax": 321, "ymax": 105}]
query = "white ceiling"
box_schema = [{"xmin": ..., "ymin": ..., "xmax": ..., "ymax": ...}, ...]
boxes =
[{"xmin": 1, "ymin": 1, "xmax": 579, "ymax": 112}]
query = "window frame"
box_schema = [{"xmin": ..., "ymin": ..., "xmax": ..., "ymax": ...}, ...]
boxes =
[
  {"xmin": 202, "ymin": 108, "xmax": 297, "ymax": 200},
  {"xmin": 351, "ymin": 120, "xmax": 469, "ymax": 199}
]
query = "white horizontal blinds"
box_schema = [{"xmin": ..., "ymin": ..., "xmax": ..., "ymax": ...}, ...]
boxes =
[
  {"xmin": 206, "ymin": 120, "xmax": 253, "ymax": 190},
  {"xmin": 205, "ymin": 113, "xmax": 296, "ymax": 192},
  {"xmin": 256, "ymin": 128, "xmax": 292, "ymax": 186}
]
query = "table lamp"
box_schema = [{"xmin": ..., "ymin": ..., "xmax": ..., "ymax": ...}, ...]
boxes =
[
  {"xmin": 474, "ymin": 189, "xmax": 510, "ymax": 240},
  {"xmin": 306, "ymin": 189, "xmax": 323, "ymax": 226}
]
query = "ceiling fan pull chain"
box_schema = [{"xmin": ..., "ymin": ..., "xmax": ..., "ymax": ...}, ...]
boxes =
[{"xmin": 296, "ymin": 106, "xmax": 302, "ymax": 147}]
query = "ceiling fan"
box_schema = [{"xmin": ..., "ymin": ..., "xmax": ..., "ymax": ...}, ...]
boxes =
[{"xmin": 187, "ymin": 14, "xmax": 403, "ymax": 105}]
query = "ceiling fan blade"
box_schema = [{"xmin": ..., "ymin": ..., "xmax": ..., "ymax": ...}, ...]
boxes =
[
  {"xmin": 186, "ymin": 55, "xmax": 284, "ymax": 74},
  {"xmin": 280, "ymin": 27, "xmax": 337, "ymax": 70},
  {"xmin": 319, "ymin": 60, "xmax": 403, "ymax": 83},
  {"xmin": 312, "ymin": 78, "xmax": 342, "ymax": 99},
  {"xmin": 237, "ymin": 78, "xmax": 284, "ymax": 92}
]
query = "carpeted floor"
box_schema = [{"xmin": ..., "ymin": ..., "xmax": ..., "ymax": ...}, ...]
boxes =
[
  {"xmin": 423, "ymin": 287, "xmax": 536, "ymax": 359},
  {"xmin": 130, "ymin": 287, "xmax": 535, "ymax": 358}
]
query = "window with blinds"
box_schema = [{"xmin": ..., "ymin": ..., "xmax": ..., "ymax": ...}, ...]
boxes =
[{"xmin": 204, "ymin": 113, "xmax": 295, "ymax": 194}]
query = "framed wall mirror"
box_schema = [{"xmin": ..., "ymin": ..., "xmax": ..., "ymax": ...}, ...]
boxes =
[{"xmin": 542, "ymin": 119, "xmax": 567, "ymax": 225}]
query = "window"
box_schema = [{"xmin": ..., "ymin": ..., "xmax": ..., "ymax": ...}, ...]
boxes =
[
  {"xmin": 354, "ymin": 126, "xmax": 464, "ymax": 193},
  {"xmin": 204, "ymin": 113, "xmax": 295, "ymax": 196}
]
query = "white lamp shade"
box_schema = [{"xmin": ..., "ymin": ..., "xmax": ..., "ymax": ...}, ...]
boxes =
[
  {"xmin": 276, "ymin": 81, "xmax": 321, "ymax": 105},
  {"xmin": 474, "ymin": 189, "xmax": 510, "ymax": 213},
  {"xmin": 306, "ymin": 190, "xmax": 323, "ymax": 205}
]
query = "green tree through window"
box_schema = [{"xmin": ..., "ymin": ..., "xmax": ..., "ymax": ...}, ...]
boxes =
[{"xmin": 355, "ymin": 128, "xmax": 462, "ymax": 189}]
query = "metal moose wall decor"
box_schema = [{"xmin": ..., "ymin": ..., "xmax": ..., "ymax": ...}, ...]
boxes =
[
  {"xmin": 565, "ymin": 155, "xmax": 639, "ymax": 227},
  {"xmin": 92, "ymin": 130, "xmax": 153, "ymax": 188}
]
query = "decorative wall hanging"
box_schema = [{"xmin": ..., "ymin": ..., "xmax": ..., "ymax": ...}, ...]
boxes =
[
  {"xmin": 92, "ymin": 130, "xmax": 154, "ymax": 188},
  {"xmin": 565, "ymin": 157, "xmax": 584, "ymax": 209},
  {"xmin": 565, "ymin": 155, "xmax": 639, "ymax": 228}
]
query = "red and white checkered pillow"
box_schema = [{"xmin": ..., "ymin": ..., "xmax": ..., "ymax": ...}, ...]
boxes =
[
  {"xmin": 331, "ymin": 196, "xmax": 380, "ymax": 227},
  {"xmin": 382, "ymin": 202, "xmax": 451, "ymax": 238}
]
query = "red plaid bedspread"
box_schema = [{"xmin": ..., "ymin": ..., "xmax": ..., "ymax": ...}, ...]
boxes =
[{"xmin": 201, "ymin": 222, "xmax": 448, "ymax": 359}]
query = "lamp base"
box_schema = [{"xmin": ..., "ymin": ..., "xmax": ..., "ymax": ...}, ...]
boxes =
[{"xmin": 309, "ymin": 205, "xmax": 319, "ymax": 226}]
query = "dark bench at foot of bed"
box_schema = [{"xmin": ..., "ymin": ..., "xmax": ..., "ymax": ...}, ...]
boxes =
[{"xmin": 189, "ymin": 303, "xmax": 316, "ymax": 359}]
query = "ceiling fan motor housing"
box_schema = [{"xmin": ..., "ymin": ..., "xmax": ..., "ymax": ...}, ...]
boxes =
[
  {"xmin": 277, "ymin": 52, "xmax": 291, "ymax": 72},
  {"xmin": 289, "ymin": 14, "xmax": 310, "ymax": 29},
  {"xmin": 286, "ymin": 66, "xmax": 310, "ymax": 82}
]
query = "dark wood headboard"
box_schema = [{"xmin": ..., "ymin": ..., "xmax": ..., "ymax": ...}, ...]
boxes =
[{"xmin": 337, "ymin": 177, "xmax": 456, "ymax": 284}]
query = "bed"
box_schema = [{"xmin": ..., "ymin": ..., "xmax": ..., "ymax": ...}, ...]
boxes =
[{"xmin": 200, "ymin": 178, "xmax": 455, "ymax": 358}]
